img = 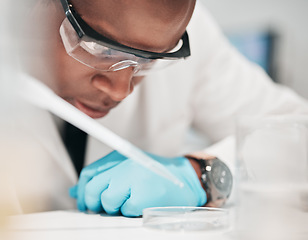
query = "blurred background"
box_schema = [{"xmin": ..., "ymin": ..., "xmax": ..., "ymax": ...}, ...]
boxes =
[
  {"xmin": 0, "ymin": 0, "xmax": 26, "ymax": 230},
  {"xmin": 201, "ymin": 0, "xmax": 308, "ymax": 99}
]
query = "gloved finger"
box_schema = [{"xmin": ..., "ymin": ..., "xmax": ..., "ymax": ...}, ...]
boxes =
[
  {"xmin": 77, "ymin": 151, "xmax": 127, "ymax": 211},
  {"xmin": 120, "ymin": 180, "xmax": 164, "ymax": 217},
  {"xmin": 69, "ymin": 185, "xmax": 78, "ymax": 198},
  {"xmin": 84, "ymin": 173, "xmax": 111, "ymax": 212},
  {"xmin": 120, "ymin": 194, "xmax": 144, "ymax": 217},
  {"xmin": 100, "ymin": 178, "xmax": 131, "ymax": 215}
]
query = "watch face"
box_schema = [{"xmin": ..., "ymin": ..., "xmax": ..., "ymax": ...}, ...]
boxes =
[{"xmin": 211, "ymin": 160, "xmax": 233, "ymax": 195}]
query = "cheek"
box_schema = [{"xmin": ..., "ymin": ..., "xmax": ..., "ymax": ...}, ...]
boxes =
[
  {"xmin": 133, "ymin": 76, "xmax": 144, "ymax": 86},
  {"xmin": 53, "ymin": 70, "xmax": 91, "ymax": 99},
  {"xmin": 50, "ymin": 45, "xmax": 94, "ymax": 96}
]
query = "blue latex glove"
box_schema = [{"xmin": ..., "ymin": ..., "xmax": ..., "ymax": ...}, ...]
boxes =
[{"xmin": 70, "ymin": 151, "xmax": 206, "ymax": 217}]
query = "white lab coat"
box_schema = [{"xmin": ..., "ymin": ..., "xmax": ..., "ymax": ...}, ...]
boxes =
[{"xmin": 5, "ymin": 3, "xmax": 308, "ymax": 214}]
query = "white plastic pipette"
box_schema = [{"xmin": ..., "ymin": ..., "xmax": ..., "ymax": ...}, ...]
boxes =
[{"xmin": 19, "ymin": 74, "xmax": 184, "ymax": 187}]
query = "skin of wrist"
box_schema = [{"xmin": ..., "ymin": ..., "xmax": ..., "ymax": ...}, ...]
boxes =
[{"xmin": 187, "ymin": 157, "xmax": 209, "ymax": 206}]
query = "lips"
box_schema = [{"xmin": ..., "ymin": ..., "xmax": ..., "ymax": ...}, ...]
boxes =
[{"xmin": 75, "ymin": 99, "xmax": 110, "ymax": 119}]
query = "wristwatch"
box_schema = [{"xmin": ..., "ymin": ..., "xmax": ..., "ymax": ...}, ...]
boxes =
[{"xmin": 186, "ymin": 153, "xmax": 233, "ymax": 207}]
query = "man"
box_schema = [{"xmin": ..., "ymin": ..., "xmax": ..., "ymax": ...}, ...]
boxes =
[{"xmin": 11, "ymin": 0, "xmax": 308, "ymax": 216}]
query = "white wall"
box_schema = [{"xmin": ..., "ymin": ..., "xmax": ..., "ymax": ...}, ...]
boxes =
[{"xmin": 201, "ymin": 0, "xmax": 308, "ymax": 99}]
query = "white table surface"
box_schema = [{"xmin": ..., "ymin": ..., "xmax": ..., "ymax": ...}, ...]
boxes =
[{"xmin": 3, "ymin": 210, "xmax": 234, "ymax": 240}]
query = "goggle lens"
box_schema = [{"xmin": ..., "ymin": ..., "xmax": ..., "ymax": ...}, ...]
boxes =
[{"xmin": 59, "ymin": 18, "xmax": 181, "ymax": 76}]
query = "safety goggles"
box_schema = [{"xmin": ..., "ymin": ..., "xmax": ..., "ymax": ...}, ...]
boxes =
[{"xmin": 59, "ymin": 0, "xmax": 191, "ymax": 76}]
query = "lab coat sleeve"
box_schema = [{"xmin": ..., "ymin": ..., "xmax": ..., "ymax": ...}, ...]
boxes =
[{"xmin": 186, "ymin": 4, "xmax": 308, "ymax": 167}]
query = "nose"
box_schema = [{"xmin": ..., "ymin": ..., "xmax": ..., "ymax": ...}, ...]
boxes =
[{"xmin": 91, "ymin": 67, "xmax": 135, "ymax": 102}]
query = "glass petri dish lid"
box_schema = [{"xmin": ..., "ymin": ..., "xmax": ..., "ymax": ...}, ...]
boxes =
[{"xmin": 143, "ymin": 206, "xmax": 230, "ymax": 231}]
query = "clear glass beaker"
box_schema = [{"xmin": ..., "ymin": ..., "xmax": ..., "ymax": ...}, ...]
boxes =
[{"xmin": 235, "ymin": 115, "xmax": 308, "ymax": 240}]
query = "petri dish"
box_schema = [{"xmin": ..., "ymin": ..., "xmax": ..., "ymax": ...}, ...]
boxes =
[{"xmin": 143, "ymin": 206, "xmax": 230, "ymax": 231}]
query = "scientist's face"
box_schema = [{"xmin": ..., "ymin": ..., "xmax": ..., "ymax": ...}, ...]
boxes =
[{"xmin": 25, "ymin": 0, "xmax": 195, "ymax": 118}]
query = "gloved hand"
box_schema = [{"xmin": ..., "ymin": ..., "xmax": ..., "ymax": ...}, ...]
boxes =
[{"xmin": 70, "ymin": 151, "xmax": 206, "ymax": 217}]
